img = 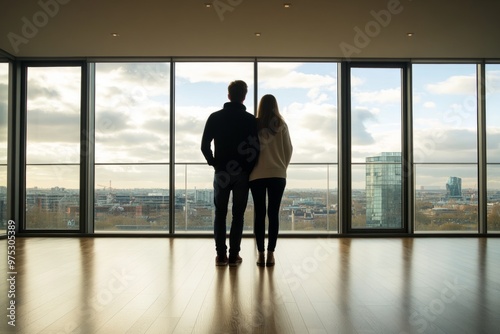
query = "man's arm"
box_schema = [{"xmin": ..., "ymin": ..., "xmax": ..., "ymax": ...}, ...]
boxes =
[{"xmin": 201, "ymin": 117, "xmax": 216, "ymax": 167}]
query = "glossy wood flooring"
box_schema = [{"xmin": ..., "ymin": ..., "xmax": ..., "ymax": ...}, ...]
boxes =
[{"xmin": 1, "ymin": 237, "xmax": 499, "ymax": 334}]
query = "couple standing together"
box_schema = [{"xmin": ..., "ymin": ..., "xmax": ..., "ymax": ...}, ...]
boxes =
[{"xmin": 201, "ymin": 80, "xmax": 293, "ymax": 267}]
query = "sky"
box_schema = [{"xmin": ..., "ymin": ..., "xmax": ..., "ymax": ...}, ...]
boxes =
[{"xmin": 2, "ymin": 61, "xmax": 500, "ymax": 191}]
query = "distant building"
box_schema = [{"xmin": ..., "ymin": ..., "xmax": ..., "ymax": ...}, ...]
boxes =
[
  {"xmin": 365, "ymin": 152, "xmax": 402, "ymax": 228},
  {"xmin": 446, "ymin": 176, "xmax": 462, "ymax": 199}
]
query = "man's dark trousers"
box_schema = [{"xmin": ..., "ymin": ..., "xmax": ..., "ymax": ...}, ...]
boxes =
[{"xmin": 213, "ymin": 170, "xmax": 249, "ymax": 258}]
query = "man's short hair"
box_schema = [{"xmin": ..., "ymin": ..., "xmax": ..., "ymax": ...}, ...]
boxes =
[{"xmin": 228, "ymin": 80, "xmax": 248, "ymax": 103}]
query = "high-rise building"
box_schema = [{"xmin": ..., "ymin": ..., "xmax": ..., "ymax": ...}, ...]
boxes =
[
  {"xmin": 365, "ymin": 152, "xmax": 402, "ymax": 228},
  {"xmin": 446, "ymin": 176, "xmax": 462, "ymax": 199}
]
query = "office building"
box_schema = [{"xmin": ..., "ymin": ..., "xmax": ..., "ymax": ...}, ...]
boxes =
[{"xmin": 365, "ymin": 152, "xmax": 402, "ymax": 228}]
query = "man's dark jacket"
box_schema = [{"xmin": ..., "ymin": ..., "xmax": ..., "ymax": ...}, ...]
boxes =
[{"xmin": 201, "ymin": 102, "xmax": 260, "ymax": 174}]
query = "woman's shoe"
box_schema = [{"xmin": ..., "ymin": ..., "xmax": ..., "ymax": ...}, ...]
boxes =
[
  {"xmin": 257, "ymin": 252, "xmax": 265, "ymax": 267},
  {"xmin": 266, "ymin": 251, "xmax": 275, "ymax": 267}
]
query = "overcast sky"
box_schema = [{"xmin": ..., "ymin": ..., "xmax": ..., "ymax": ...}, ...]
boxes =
[{"xmin": 4, "ymin": 62, "xmax": 500, "ymax": 190}]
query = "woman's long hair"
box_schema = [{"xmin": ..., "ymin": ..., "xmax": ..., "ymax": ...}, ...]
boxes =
[{"xmin": 256, "ymin": 94, "xmax": 284, "ymax": 135}]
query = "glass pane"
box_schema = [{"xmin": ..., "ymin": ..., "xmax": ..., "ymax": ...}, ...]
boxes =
[
  {"xmin": 351, "ymin": 68, "xmax": 402, "ymax": 162},
  {"xmin": 415, "ymin": 165, "xmax": 477, "ymax": 232},
  {"xmin": 95, "ymin": 63, "xmax": 170, "ymax": 163},
  {"xmin": 175, "ymin": 164, "xmax": 215, "ymax": 232},
  {"xmin": 487, "ymin": 165, "xmax": 500, "ymax": 232},
  {"xmin": 0, "ymin": 62, "xmax": 8, "ymax": 234},
  {"xmin": 25, "ymin": 165, "xmax": 80, "ymax": 230},
  {"xmin": 256, "ymin": 62, "xmax": 338, "ymax": 233},
  {"xmin": 94, "ymin": 165, "xmax": 169, "ymax": 232},
  {"xmin": 486, "ymin": 64, "xmax": 500, "ymax": 163},
  {"xmin": 27, "ymin": 67, "xmax": 81, "ymax": 164},
  {"xmin": 283, "ymin": 165, "xmax": 338, "ymax": 232},
  {"xmin": 0, "ymin": 63, "xmax": 7, "ymax": 165},
  {"xmin": 486, "ymin": 64, "xmax": 500, "ymax": 232},
  {"xmin": 350, "ymin": 67, "xmax": 402, "ymax": 229},
  {"xmin": 175, "ymin": 62, "xmax": 254, "ymax": 163},
  {"xmin": 174, "ymin": 62, "xmax": 254, "ymax": 233},
  {"xmin": 413, "ymin": 64, "xmax": 477, "ymax": 163},
  {"xmin": 26, "ymin": 66, "xmax": 81, "ymax": 230},
  {"xmin": 258, "ymin": 62, "xmax": 338, "ymax": 163}
]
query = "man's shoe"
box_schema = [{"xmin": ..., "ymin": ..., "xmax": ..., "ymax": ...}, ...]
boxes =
[
  {"xmin": 266, "ymin": 251, "xmax": 275, "ymax": 267},
  {"xmin": 215, "ymin": 255, "xmax": 228, "ymax": 266},
  {"xmin": 228, "ymin": 255, "xmax": 243, "ymax": 267},
  {"xmin": 256, "ymin": 252, "xmax": 265, "ymax": 267}
]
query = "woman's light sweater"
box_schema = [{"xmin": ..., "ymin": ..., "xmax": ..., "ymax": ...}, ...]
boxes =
[{"xmin": 249, "ymin": 122, "xmax": 293, "ymax": 181}]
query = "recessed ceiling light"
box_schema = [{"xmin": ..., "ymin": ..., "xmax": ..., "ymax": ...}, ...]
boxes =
[
  {"xmin": 284, "ymin": 3, "xmax": 291, "ymax": 8},
  {"xmin": 407, "ymin": 32, "xmax": 414, "ymax": 37},
  {"xmin": 111, "ymin": 33, "xmax": 120, "ymax": 37},
  {"xmin": 255, "ymin": 32, "xmax": 261, "ymax": 37},
  {"xmin": 205, "ymin": 3, "xmax": 211, "ymax": 8}
]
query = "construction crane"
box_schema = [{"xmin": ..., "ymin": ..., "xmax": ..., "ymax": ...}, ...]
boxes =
[{"xmin": 97, "ymin": 180, "xmax": 112, "ymax": 192}]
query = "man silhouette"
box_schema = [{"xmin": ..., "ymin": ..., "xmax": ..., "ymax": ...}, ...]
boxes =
[{"xmin": 201, "ymin": 80, "xmax": 259, "ymax": 266}]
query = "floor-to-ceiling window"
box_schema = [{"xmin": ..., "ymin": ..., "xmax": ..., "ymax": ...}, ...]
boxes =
[
  {"xmin": 25, "ymin": 66, "xmax": 81, "ymax": 230},
  {"xmin": 349, "ymin": 66, "xmax": 404, "ymax": 230},
  {"xmin": 174, "ymin": 62, "xmax": 254, "ymax": 232},
  {"xmin": 10, "ymin": 59, "xmax": 499, "ymax": 235},
  {"xmin": 486, "ymin": 63, "xmax": 500, "ymax": 233},
  {"xmin": 258, "ymin": 62, "xmax": 338, "ymax": 232},
  {"xmin": 413, "ymin": 64, "xmax": 478, "ymax": 232},
  {"xmin": 94, "ymin": 62, "xmax": 170, "ymax": 232},
  {"xmin": 0, "ymin": 62, "xmax": 8, "ymax": 234}
]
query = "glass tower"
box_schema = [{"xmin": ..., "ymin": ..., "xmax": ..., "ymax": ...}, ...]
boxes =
[
  {"xmin": 365, "ymin": 152, "xmax": 402, "ymax": 228},
  {"xmin": 446, "ymin": 176, "xmax": 462, "ymax": 199}
]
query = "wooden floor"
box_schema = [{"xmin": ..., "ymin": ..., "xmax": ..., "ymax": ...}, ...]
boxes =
[{"xmin": 1, "ymin": 237, "xmax": 499, "ymax": 334}]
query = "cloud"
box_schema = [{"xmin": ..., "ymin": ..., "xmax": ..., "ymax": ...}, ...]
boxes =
[
  {"xmin": 353, "ymin": 87, "xmax": 401, "ymax": 104},
  {"xmin": 96, "ymin": 63, "xmax": 170, "ymax": 102},
  {"xmin": 486, "ymin": 70, "xmax": 500, "ymax": 94},
  {"xmin": 260, "ymin": 68, "xmax": 335, "ymax": 90},
  {"xmin": 413, "ymin": 128, "xmax": 477, "ymax": 163},
  {"xmin": 175, "ymin": 105, "xmax": 217, "ymax": 162},
  {"xmin": 27, "ymin": 68, "xmax": 81, "ymax": 115},
  {"xmin": 487, "ymin": 131, "xmax": 500, "ymax": 159},
  {"xmin": 423, "ymin": 101, "xmax": 436, "ymax": 108},
  {"xmin": 0, "ymin": 83, "xmax": 8, "ymax": 101},
  {"xmin": 351, "ymin": 107, "xmax": 376, "ymax": 145},
  {"xmin": 285, "ymin": 102, "xmax": 337, "ymax": 162},
  {"xmin": 176, "ymin": 62, "xmax": 254, "ymax": 84},
  {"xmin": 0, "ymin": 102, "xmax": 6, "ymax": 142},
  {"xmin": 426, "ymin": 75, "xmax": 476, "ymax": 95},
  {"xmin": 95, "ymin": 128, "xmax": 169, "ymax": 163},
  {"xmin": 350, "ymin": 75, "xmax": 365, "ymax": 88},
  {"xmin": 95, "ymin": 110, "xmax": 130, "ymax": 135},
  {"xmin": 26, "ymin": 143, "xmax": 80, "ymax": 164},
  {"xmin": 26, "ymin": 109, "xmax": 80, "ymax": 143}
]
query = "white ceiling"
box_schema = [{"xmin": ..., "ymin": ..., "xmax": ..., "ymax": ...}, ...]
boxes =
[{"xmin": 1, "ymin": 0, "xmax": 500, "ymax": 59}]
